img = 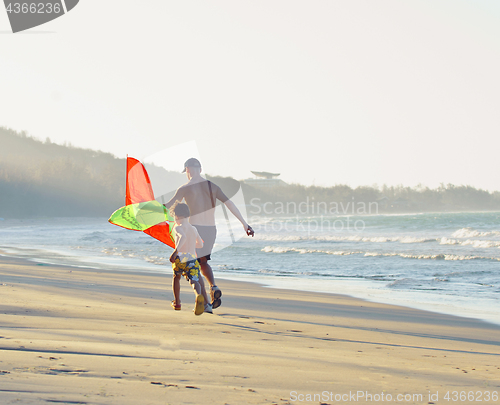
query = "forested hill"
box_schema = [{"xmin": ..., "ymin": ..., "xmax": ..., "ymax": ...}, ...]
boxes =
[
  {"xmin": 0, "ymin": 127, "xmax": 186, "ymax": 218},
  {"xmin": 0, "ymin": 127, "xmax": 123, "ymax": 217},
  {"xmin": 0, "ymin": 127, "xmax": 241, "ymax": 219},
  {"xmin": 1, "ymin": 127, "xmax": 500, "ymax": 219}
]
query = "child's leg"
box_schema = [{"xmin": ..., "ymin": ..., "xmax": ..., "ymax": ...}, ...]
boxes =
[
  {"xmin": 172, "ymin": 274, "xmax": 181, "ymax": 305},
  {"xmin": 189, "ymin": 279, "xmax": 204, "ymax": 316},
  {"xmin": 189, "ymin": 278, "xmax": 201, "ymax": 296}
]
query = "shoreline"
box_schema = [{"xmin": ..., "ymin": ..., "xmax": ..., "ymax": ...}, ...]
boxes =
[
  {"xmin": 3, "ymin": 249, "xmax": 495, "ymax": 329},
  {"xmin": 2, "ymin": 243, "xmax": 500, "ymax": 327},
  {"xmin": 218, "ymin": 273, "xmax": 500, "ymax": 327},
  {"xmin": 0, "ymin": 252, "xmax": 499, "ymax": 404}
]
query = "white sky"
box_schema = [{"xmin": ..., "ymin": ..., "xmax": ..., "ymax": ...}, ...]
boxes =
[{"xmin": 1, "ymin": 0, "xmax": 499, "ymax": 190}]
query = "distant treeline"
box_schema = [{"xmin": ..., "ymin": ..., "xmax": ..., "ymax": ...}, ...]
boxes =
[
  {"xmin": 1, "ymin": 126, "xmax": 499, "ymax": 218},
  {"xmin": 240, "ymin": 182, "xmax": 500, "ymax": 215}
]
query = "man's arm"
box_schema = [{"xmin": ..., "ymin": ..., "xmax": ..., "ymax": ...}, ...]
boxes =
[
  {"xmin": 224, "ymin": 200, "xmax": 254, "ymax": 237},
  {"xmin": 163, "ymin": 187, "xmax": 184, "ymax": 209},
  {"xmin": 213, "ymin": 182, "xmax": 254, "ymax": 236}
]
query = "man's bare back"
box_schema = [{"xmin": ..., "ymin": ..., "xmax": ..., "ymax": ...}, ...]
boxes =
[{"xmin": 175, "ymin": 178, "xmax": 228, "ymax": 226}]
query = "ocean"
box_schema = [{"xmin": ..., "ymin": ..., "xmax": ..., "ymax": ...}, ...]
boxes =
[{"xmin": 0, "ymin": 211, "xmax": 499, "ymax": 325}]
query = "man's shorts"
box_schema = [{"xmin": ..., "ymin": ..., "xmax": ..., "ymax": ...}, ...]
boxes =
[
  {"xmin": 172, "ymin": 255, "xmax": 200, "ymax": 281},
  {"xmin": 193, "ymin": 225, "xmax": 217, "ymax": 261}
]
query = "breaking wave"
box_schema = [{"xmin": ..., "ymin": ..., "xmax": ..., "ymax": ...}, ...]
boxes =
[
  {"xmin": 256, "ymin": 232, "xmax": 500, "ymax": 249},
  {"xmin": 261, "ymin": 246, "xmax": 362, "ymax": 255},
  {"xmin": 256, "ymin": 234, "xmax": 436, "ymax": 243},
  {"xmin": 261, "ymin": 246, "xmax": 500, "ymax": 261},
  {"xmin": 451, "ymin": 228, "xmax": 500, "ymax": 238},
  {"xmin": 439, "ymin": 238, "xmax": 500, "ymax": 248}
]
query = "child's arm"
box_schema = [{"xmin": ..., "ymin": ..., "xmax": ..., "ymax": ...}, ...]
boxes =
[
  {"xmin": 170, "ymin": 227, "xmax": 182, "ymax": 262},
  {"xmin": 169, "ymin": 249, "xmax": 178, "ymax": 263}
]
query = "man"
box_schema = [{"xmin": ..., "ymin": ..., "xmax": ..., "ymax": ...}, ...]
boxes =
[{"xmin": 164, "ymin": 158, "xmax": 254, "ymax": 312}]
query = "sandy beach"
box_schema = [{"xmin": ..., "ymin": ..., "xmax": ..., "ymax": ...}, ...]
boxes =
[{"xmin": 0, "ymin": 253, "xmax": 499, "ymax": 405}]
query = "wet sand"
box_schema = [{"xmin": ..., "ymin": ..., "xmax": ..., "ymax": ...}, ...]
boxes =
[{"xmin": 0, "ymin": 253, "xmax": 499, "ymax": 404}]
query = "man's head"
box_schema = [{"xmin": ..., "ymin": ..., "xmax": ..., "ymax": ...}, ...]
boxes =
[{"xmin": 182, "ymin": 158, "xmax": 201, "ymax": 173}]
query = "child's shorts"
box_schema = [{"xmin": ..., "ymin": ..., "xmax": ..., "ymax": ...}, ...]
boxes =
[{"xmin": 172, "ymin": 255, "xmax": 200, "ymax": 282}]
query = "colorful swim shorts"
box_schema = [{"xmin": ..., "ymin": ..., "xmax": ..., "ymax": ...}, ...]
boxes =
[{"xmin": 172, "ymin": 255, "xmax": 200, "ymax": 282}]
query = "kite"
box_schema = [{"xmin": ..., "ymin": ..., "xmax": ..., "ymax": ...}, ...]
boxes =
[{"xmin": 108, "ymin": 157, "xmax": 175, "ymax": 248}]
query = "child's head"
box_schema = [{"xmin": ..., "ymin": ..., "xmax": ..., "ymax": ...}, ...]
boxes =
[{"xmin": 170, "ymin": 201, "xmax": 190, "ymax": 220}]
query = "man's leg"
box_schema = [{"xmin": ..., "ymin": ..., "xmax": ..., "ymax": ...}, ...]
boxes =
[
  {"xmin": 198, "ymin": 256, "xmax": 215, "ymax": 286},
  {"xmin": 199, "ymin": 257, "xmax": 222, "ymax": 308}
]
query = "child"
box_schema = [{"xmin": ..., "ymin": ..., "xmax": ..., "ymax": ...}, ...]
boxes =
[{"xmin": 169, "ymin": 202, "xmax": 205, "ymax": 315}]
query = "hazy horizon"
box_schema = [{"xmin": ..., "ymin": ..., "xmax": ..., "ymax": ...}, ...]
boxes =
[
  {"xmin": 1, "ymin": 1, "xmax": 500, "ymax": 190},
  {"xmin": 6, "ymin": 127, "xmax": 500, "ymax": 192}
]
